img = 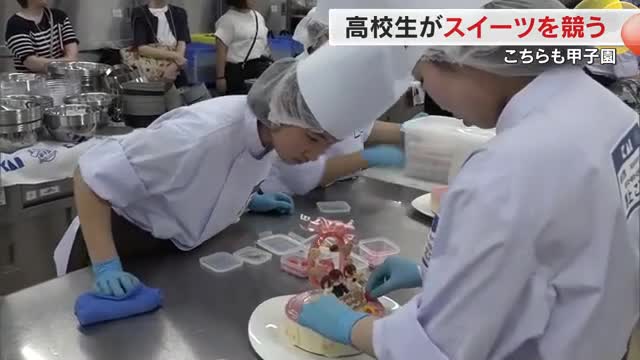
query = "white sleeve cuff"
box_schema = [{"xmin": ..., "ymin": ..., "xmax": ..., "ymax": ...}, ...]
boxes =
[
  {"xmin": 78, "ymin": 139, "xmax": 148, "ymax": 209},
  {"xmin": 373, "ymin": 297, "xmax": 450, "ymax": 360}
]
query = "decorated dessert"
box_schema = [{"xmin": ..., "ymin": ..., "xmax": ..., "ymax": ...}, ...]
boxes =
[{"xmin": 284, "ymin": 217, "xmax": 387, "ymax": 357}]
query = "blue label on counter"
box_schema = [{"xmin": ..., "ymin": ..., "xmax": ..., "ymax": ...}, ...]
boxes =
[
  {"xmin": 0, "ymin": 157, "xmax": 25, "ymax": 172},
  {"xmin": 28, "ymin": 149, "xmax": 57, "ymax": 164},
  {"xmin": 612, "ymin": 122, "xmax": 640, "ymax": 219}
]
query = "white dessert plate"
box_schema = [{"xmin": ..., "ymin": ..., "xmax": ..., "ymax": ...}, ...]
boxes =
[
  {"xmin": 411, "ymin": 193, "xmax": 436, "ymax": 218},
  {"xmin": 248, "ymin": 295, "xmax": 400, "ymax": 360}
]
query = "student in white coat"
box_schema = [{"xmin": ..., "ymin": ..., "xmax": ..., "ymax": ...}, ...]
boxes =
[
  {"xmin": 294, "ymin": 0, "xmax": 640, "ymax": 359},
  {"xmin": 69, "ymin": 57, "xmax": 378, "ymax": 298},
  {"xmin": 260, "ymin": 7, "xmax": 404, "ymax": 196},
  {"xmin": 260, "ymin": 121, "xmax": 404, "ymax": 196}
]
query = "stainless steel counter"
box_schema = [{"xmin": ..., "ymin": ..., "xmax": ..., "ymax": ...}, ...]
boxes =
[{"xmin": 0, "ymin": 178, "xmax": 431, "ymax": 360}]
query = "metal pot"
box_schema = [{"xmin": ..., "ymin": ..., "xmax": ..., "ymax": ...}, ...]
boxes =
[
  {"xmin": 0, "ymin": 97, "xmax": 44, "ymax": 153},
  {"xmin": 104, "ymin": 64, "xmax": 145, "ymax": 94},
  {"xmin": 64, "ymin": 92, "xmax": 116, "ymax": 127},
  {"xmin": 4, "ymin": 94, "xmax": 54, "ymax": 111},
  {"xmin": 0, "ymin": 72, "xmax": 47, "ymax": 96},
  {"xmin": 48, "ymin": 61, "xmax": 112, "ymax": 93},
  {"xmin": 0, "ymin": 98, "xmax": 44, "ymax": 123},
  {"xmin": 43, "ymin": 104, "xmax": 99, "ymax": 143}
]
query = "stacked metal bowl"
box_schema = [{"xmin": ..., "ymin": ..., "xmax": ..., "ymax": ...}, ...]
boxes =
[
  {"xmin": 0, "ymin": 95, "xmax": 49, "ymax": 153},
  {"xmin": 0, "ymin": 72, "xmax": 47, "ymax": 97},
  {"xmin": 48, "ymin": 61, "xmax": 112, "ymax": 93},
  {"xmin": 43, "ymin": 104, "xmax": 101, "ymax": 143},
  {"xmin": 64, "ymin": 92, "xmax": 117, "ymax": 128}
]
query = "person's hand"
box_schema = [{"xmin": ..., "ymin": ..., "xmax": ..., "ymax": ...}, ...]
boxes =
[
  {"xmin": 248, "ymin": 192, "xmax": 294, "ymax": 214},
  {"xmin": 216, "ymin": 78, "xmax": 227, "ymax": 95},
  {"xmin": 92, "ymin": 258, "xmax": 140, "ymax": 298},
  {"xmin": 298, "ymin": 295, "xmax": 369, "ymax": 345},
  {"xmin": 362, "ymin": 146, "xmax": 405, "ymax": 168},
  {"xmin": 366, "ymin": 256, "xmax": 422, "ymax": 298},
  {"xmin": 163, "ymin": 63, "xmax": 179, "ymax": 81},
  {"xmin": 173, "ymin": 55, "xmax": 187, "ymax": 68}
]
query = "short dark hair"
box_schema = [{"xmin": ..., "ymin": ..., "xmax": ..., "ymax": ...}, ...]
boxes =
[
  {"xmin": 226, "ymin": 0, "xmax": 249, "ymax": 9},
  {"xmin": 16, "ymin": 0, "xmax": 28, "ymax": 8}
]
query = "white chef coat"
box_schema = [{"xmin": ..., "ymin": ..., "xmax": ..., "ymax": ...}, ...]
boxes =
[
  {"xmin": 260, "ymin": 125, "xmax": 373, "ymax": 195},
  {"xmin": 78, "ymin": 96, "xmax": 275, "ymax": 250},
  {"xmin": 214, "ymin": 9, "xmax": 269, "ymax": 63},
  {"xmin": 149, "ymin": 6, "xmax": 177, "ymax": 47},
  {"xmin": 373, "ymin": 68, "xmax": 640, "ymax": 360}
]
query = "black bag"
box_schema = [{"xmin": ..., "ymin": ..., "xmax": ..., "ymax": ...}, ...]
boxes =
[{"xmin": 224, "ymin": 10, "xmax": 273, "ymax": 95}]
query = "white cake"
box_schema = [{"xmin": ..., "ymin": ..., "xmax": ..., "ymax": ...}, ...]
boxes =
[
  {"xmin": 284, "ymin": 316, "xmax": 361, "ymax": 357},
  {"xmin": 284, "ymin": 290, "xmax": 386, "ymax": 357}
]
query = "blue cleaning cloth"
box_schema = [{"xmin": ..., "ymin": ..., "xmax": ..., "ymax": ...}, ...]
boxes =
[{"xmin": 74, "ymin": 285, "xmax": 163, "ymax": 327}]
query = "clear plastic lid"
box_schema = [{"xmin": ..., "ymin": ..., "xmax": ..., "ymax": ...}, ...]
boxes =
[
  {"xmin": 358, "ymin": 238, "xmax": 400, "ymax": 266},
  {"xmin": 233, "ymin": 247, "xmax": 273, "ymax": 266},
  {"xmin": 257, "ymin": 234, "xmax": 302, "ymax": 256},
  {"xmin": 288, "ymin": 232, "xmax": 307, "ymax": 244},
  {"xmin": 317, "ymin": 201, "xmax": 351, "ymax": 214},
  {"xmin": 200, "ymin": 252, "xmax": 243, "ymax": 273},
  {"xmin": 287, "ymin": 232, "xmax": 317, "ymax": 246}
]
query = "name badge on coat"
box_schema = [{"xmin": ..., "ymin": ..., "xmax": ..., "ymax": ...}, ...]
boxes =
[
  {"xmin": 612, "ymin": 122, "xmax": 640, "ymax": 219},
  {"xmin": 422, "ymin": 214, "xmax": 438, "ymax": 271}
]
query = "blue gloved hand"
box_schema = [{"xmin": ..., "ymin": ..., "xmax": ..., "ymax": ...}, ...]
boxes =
[
  {"xmin": 362, "ymin": 146, "xmax": 405, "ymax": 168},
  {"xmin": 298, "ymin": 295, "xmax": 370, "ymax": 345},
  {"xmin": 366, "ymin": 256, "xmax": 422, "ymax": 298},
  {"xmin": 248, "ymin": 192, "xmax": 294, "ymax": 214},
  {"xmin": 92, "ymin": 258, "xmax": 140, "ymax": 298}
]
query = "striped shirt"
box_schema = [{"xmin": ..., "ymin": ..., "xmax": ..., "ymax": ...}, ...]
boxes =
[{"xmin": 5, "ymin": 9, "xmax": 78, "ymax": 72}]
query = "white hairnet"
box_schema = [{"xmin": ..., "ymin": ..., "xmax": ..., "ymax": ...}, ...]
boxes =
[
  {"xmin": 420, "ymin": 0, "xmax": 583, "ymax": 77},
  {"xmin": 293, "ymin": 8, "xmax": 329, "ymax": 55},
  {"xmin": 247, "ymin": 57, "xmax": 298, "ymax": 126},
  {"xmin": 268, "ymin": 65, "xmax": 323, "ymax": 131}
]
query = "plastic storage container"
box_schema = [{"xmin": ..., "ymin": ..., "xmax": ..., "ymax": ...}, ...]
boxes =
[
  {"xmin": 317, "ymin": 201, "xmax": 351, "ymax": 214},
  {"xmin": 280, "ymin": 248, "xmax": 336, "ymax": 278},
  {"xmin": 268, "ymin": 36, "xmax": 304, "ymax": 59},
  {"xmin": 192, "ymin": 33, "xmax": 217, "ymax": 45},
  {"xmin": 200, "ymin": 252, "xmax": 243, "ymax": 273},
  {"xmin": 185, "ymin": 43, "xmax": 216, "ymax": 86},
  {"xmin": 280, "ymin": 248, "xmax": 310, "ymax": 278},
  {"xmin": 358, "ymin": 238, "xmax": 400, "ymax": 267},
  {"xmin": 402, "ymin": 116, "xmax": 495, "ymax": 184},
  {"xmin": 257, "ymin": 234, "xmax": 302, "ymax": 256},
  {"xmin": 233, "ymin": 247, "xmax": 272, "ymax": 265}
]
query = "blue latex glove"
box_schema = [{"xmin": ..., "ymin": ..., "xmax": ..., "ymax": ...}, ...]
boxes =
[
  {"xmin": 92, "ymin": 258, "xmax": 140, "ymax": 298},
  {"xmin": 248, "ymin": 192, "xmax": 294, "ymax": 214},
  {"xmin": 366, "ymin": 256, "xmax": 422, "ymax": 298},
  {"xmin": 362, "ymin": 145, "xmax": 405, "ymax": 168},
  {"xmin": 299, "ymin": 295, "xmax": 370, "ymax": 345}
]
